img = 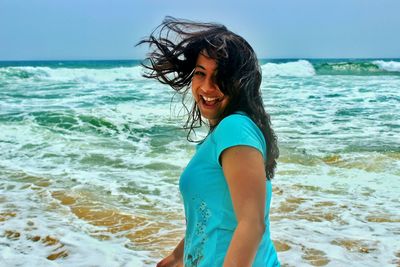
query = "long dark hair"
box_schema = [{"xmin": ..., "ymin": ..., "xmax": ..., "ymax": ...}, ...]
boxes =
[{"xmin": 137, "ymin": 16, "xmax": 279, "ymax": 179}]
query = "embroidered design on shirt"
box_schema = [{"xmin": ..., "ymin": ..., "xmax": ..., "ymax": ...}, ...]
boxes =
[{"xmin": 185, "ymin": 198, "xmax": 211, "ymax": 267}]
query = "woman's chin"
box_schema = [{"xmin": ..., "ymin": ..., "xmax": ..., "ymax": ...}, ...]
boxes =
[
  {"xmin": 197, "ymin": 98, "xmax": 228, "ymax": 125},
  {"xmin": 199, "ymin": 112, "xmax": 219, "ymax": 126}
]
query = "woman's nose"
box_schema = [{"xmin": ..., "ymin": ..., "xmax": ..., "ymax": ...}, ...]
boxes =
[{"xmin": 201, "ymin": 78, "xmax": 218, "ymax": 93}]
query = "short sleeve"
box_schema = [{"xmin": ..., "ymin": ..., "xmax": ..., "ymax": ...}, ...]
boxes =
[{"xmin": 212, "ymin": 114, "xmax": 266, "ymax": 166}]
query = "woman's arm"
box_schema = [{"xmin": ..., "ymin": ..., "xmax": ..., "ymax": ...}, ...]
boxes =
[
  {"xmin": 221, "ymin": 146, "xmax": 267, "ymax": 267},
  {"xmin": 156, "ymin": 237, "xmax": 184, "ymax": 267}
]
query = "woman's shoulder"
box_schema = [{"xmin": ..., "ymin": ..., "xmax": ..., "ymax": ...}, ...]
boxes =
[
  {"xmin": 212, "ymin": 111, "xmax": 267, "ymax": 159},
  {"xmin": 216, "ymin": 112, "xmax": 257, "ymax": 132},
  {"xmin": 213, "ymin": 112, "xmax": 264, "ymax": 143}
]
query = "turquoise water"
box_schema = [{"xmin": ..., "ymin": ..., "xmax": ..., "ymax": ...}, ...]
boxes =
[{"xmin": 0, "ymin": 59, "xmax": 399, "ymax": 266}]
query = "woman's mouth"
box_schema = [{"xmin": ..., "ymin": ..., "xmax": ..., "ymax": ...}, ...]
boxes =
[{"xmin": 201, "ymin": 95, "xmax": 222, "ymax": 107}]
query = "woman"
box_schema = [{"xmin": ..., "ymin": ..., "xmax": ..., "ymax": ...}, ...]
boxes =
[{"xmin": 138, "ymin": 16, "xmax": 280, "ymax": 267}]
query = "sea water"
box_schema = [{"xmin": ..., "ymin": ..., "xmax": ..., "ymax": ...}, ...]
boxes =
[{"xmin": 0, "ymin": 59, "xmax": 399, "ymax": 266}]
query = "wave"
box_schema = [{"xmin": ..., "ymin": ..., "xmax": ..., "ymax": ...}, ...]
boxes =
[
  {"xmin": 261, "ymin": 60, "xmax": 316, "ymax": 77},
  {"xmin": 314, "ymin": 61, "xmax": 400, "ymax": 76},
  {"xmin": 372, "ymin": 60, "xmax": 400, "ymax": 72},
  {"xmin": 1, "ymin": 60, "xmax": 399, "ymax": 83},
  {"xmin": 0, "ymin": 66, "xmax": 146, "ymax": 83},
  {"xmin": 260, "ymin": 59, "xmax": 400, "ymax": 77}
]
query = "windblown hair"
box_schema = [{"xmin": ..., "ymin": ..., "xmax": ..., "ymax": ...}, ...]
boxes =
[{"xmin": 137, "ymin": 16, "xmax": 279, "ymax": 179}]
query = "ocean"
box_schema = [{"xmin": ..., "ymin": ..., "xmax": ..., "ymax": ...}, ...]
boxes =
[{"xmin": 0, "ymin": 59, "xmax": 399, "ymax": 266}]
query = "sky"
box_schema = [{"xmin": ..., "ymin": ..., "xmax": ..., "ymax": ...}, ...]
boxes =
[{"xmin": 0, "ymin": 0, "xmax": 399, "ymax": 60}]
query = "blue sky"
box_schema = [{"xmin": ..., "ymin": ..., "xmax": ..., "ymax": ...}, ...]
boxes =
[{"xmin": 0, "ymin": 0, "xmax": 399, "ymax": 60}]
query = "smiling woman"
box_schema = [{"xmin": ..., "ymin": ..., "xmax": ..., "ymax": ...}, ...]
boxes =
[
  {"xmin": 192, "ymin": 51, "xmax": 230, "ymax": 126},
  {"xmin": 137, "ymin": 16, "xmax": 280, "ymax": 267}
]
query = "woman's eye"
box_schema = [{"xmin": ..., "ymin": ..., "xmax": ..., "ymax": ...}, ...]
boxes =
[{"xmin": 194, "ymin": 71, "xmax": 205, "ymax": 77}]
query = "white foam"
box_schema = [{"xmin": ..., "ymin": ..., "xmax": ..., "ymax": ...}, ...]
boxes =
[
  {"xmin": 272, "ymin": 164, "xmax": 400, "ymax": 267},
  {"xmin": 261, "ymin": 60, "xmax": 316, "ymax": 77},
  {"xmin": 0, "ymin": 177, "xmax": 145, "ymax": 267},
  {"xmin": 1, "ymin": 66, "xmax": 147, "ymax": 83},
  {"xmin": 373, "ymin": 60, "xmax": 400, "ymax": 72},
  {"xmin": 2, "ymin": 60, "xmax": 400, "ymax": 266}
]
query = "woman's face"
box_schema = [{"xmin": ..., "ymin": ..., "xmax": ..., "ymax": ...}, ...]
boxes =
[{"xmin": 191, "ymin": 52, "xmax": 229, "ymax": 126}]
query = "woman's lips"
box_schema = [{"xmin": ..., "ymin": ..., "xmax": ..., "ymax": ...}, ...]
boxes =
[{"xmin": 200, "ymin": 95, "xmax": 222, "ymax": 107}]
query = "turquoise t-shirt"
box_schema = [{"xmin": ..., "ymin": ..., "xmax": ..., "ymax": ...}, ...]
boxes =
[{"xmin": 179, "ymin": 112, "xmax": 280, "ymax": 267}]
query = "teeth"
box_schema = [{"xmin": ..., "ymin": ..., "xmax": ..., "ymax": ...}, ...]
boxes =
[{"xmin": 202, "ymin": 96, "xmax": 219, "ymax": 101}]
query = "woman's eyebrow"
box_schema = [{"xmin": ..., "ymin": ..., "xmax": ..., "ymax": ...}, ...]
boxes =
[{"xmin": 195, "ymin": 65, "xmax": 206, "ymax": 70}]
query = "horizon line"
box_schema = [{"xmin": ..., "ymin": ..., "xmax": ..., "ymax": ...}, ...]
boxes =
[{"xmin": 1, "ymin": 57, "xmax": 400, "ymax": 62}]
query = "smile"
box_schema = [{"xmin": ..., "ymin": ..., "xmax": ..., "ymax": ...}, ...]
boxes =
[
  {"xmin": 202, "ymin": 96, "xmax": 220, "ymax": 101},
  {"xmin": 201, "ymin": 95, "xmax": 222, "ymax": 106}
]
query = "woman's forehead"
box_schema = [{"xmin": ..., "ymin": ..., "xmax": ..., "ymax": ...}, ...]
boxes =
[{"xmin": 196, "ymin": 52, "xmax": 217, "ymax": 71}]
